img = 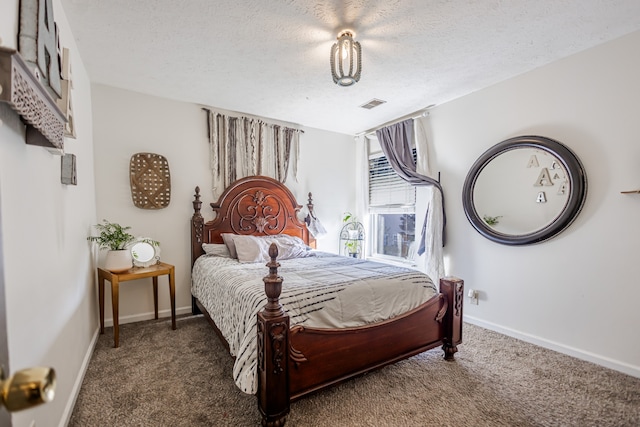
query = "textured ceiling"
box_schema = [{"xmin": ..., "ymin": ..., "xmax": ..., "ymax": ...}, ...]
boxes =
[{"xmin": 60, "ymin": 0, "xmax": 640, "ymax": 135}]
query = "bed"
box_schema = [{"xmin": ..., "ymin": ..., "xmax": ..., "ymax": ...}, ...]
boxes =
[{"xmin": 190, "ymin": 175, "xmax": 464, "ymax": 426}]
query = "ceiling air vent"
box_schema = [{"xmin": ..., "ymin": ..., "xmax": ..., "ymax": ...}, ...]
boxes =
[{"xmin": 360, "ymin": 99, "xmax": 386, "ymax": 110}]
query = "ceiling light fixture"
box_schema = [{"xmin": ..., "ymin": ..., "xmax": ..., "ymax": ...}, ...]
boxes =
[{"xmin": 330, "ymin": 30, "xmax": 361, "ymax": 87}]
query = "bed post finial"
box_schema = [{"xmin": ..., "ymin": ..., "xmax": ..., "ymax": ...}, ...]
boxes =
[
  {"xmin": 304, "ymin": 192, "xmax": 316, "ymax": 225},
  {"xmin": 192, "ymin": 186, "xmax": 202, "ymax": 217},
  {"xmin": 263, "ymin": 243, "xmax": 284, "ymax": 316},
  {"xmin": 257, "ymin": 242, "xmax": 290, "ymax": 426},
  {"xmin": 191, "ymin": 187, "xmax": 204, "ymax": 249},
  {"xmin": 191, "ymin": 186, "xmax": 206, "ymax": 314}
]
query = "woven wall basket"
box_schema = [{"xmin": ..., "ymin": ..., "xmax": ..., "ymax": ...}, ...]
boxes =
[{"xmin": 129, "ymin": 152, "xmax": 171, "ymax": 209}]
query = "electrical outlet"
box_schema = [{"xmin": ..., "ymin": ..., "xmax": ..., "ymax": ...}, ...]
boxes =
[{"xmin": 467, "ymin": 289, "xmax": 479, "ymax": 305}]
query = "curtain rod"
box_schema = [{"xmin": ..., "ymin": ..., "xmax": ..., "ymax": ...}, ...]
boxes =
[
  {"xmin": 355, "ymin": 105, "xmax": 434, "ymax": 137},
  {"xmin": 201, "ymin": 107, "xmax": 304, "ymax": 132}
]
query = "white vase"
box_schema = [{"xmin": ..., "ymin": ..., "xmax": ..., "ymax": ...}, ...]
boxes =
[{"xmin": 104, "ymin": 249, "xmax": 133, "ymax": 273}]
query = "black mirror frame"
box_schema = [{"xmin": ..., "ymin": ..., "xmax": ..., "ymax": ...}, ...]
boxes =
[{"xmin": 462, "ymin": 135, "xmax": 587, "ymax": 245}]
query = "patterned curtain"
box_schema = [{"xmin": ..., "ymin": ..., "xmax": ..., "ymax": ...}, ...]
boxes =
[{"xmin": 206, "ymin": 109, "xmax": 301, "ymax": 198}]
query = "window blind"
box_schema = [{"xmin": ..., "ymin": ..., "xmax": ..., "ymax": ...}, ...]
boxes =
[{"xmin": 368, "ymin": 149, "xmax": 416, "ymax": 208}]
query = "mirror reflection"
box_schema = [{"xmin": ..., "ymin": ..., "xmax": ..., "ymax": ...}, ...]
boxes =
[
  {"xmin": 130, "ymin": 238, "xmax": 161, "ymax": 267},
  {"xmin": 462, "ymin": 135, "xmax": 587, "ymax": 246},
  {"xmin": 131, "ymin": 242, "xmax": 155, "ymax": 263},
  {"xmin": 473, "ymin": 148, "xmax": 570, "ymax": 235}
]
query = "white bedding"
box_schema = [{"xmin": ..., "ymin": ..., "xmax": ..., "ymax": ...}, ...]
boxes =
[{"xmin": 191, "ymin": 251, "xmax": 436, "ymax": 394}]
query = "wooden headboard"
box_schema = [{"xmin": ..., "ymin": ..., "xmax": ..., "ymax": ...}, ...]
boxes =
[{"xmin": 191, "ymin": 175, "xmax": 311, "ymax": 266}]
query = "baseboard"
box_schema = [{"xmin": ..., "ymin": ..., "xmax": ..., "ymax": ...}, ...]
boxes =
[
  {"xmin": 463, "ymin": 315, "xmax": 640, "ymax": 379},
  {"xmin": 103, "ymin": 305, "xmax": 192, "ymax": 327},
  {"xmin": 57, "ymin": 325, "xmax": 100, "ymax": 427}
]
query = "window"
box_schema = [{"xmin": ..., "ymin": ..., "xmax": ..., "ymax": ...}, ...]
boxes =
[
  {"xmin": 370, "ymin": 212, "xmax": 416, "ymax": 259},
  {"xmin": 368, "ymin": 147, "xmax": 417, "ymax": 262}
]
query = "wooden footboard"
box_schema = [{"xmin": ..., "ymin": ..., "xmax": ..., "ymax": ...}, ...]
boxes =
[
  {"xmin": 288, "ymin": 293, "xmax": 448, "ymax": 399},
  {"xmin": 256, "ymin": 244, "xmax": 464, "ymax": 427},
  {"xmin": 440, "ymin": 276, "xmax": 464, "ymax": 359}
]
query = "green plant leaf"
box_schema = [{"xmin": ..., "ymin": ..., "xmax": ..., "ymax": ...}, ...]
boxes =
[{"xmin": 87, "ymin": 220, "xmax": 136, "ymax": 251}]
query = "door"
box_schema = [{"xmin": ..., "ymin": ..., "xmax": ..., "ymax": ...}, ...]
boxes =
[
  {"xmin": 0, "ymin": 183, "xmax": 55, "ymax": 424},
  {"xmin": 0, "ymin": 184, "xmax": 12, "ymax": 425}
]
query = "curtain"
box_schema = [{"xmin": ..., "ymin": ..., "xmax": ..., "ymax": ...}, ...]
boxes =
[
  {"xmin": 355, "ymin": 134, "xmax": 369, "ymax": 245},
  {"xmin": 375, "ymin": 119, "xmax": 445, "ymax": 280},
  {"xmin": 207, "ymin": 109, "xmax": 301, "ymax": 198}
]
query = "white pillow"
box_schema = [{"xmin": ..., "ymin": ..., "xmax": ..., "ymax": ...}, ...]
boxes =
[
  {"xmin": 258, "ymin": 234, "xmax": 308, "ymax": 248},
  {"xmin": 234, "ymin": 234, "xmax": 314, "ymax": 263},
  {"xmin": 202, "ymin": 243, "xmax": 231, "ymax": 257},
  {"xmin": 221, "ymin": 233, "xmax": 239, "ymax": 259},
  {"xmin": 258, "ymin": 234, "xmax": 312, "ymax": 259},
  {"xmin": 234, "ymin": 235, "xmax": 270, "ymax": 263}
]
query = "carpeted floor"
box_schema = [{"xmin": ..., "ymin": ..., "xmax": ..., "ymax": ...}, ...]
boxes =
[{"xmin": 69, "ymin": 316, "xmax": 640, "ymax": 426}]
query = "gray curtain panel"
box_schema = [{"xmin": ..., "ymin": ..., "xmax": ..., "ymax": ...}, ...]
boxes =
[{"xmin": 375, "ymin": 119, "xmax": 445, "ymax": 254}]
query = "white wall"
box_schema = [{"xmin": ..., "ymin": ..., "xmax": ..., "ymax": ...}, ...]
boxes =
[
  {"xmin": 0, "ymin": 1, "xmax": 98, "ymax": 426},
  {"xmin": 285, "ymin": 127, "xmax": 357, "ymax": 253},
  {"xmin": 91, "ymin": 84, "xmax": 355, "ymax": 325},
  {"xmin": 422, "ymin": 30, "xmax": 640, "ymax": 377}
]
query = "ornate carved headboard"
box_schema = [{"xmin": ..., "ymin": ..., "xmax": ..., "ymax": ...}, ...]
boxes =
[{"xmin": 191, "ymin": 175, "xmax": 311, "ymax": 266}]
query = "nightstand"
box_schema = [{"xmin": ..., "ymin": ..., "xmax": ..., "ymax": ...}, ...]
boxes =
[{"xmin": 97, "ymin": 262, "xmax": 176, "ymax": 347}]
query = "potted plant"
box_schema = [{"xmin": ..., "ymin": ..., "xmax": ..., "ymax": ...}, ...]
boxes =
[
  {"xmin": 342, "ymin": 212, "xmax": 361, "ymax": 257},
  {"xmin": 87, "ymin": 220, "xmax": 136, "ymax": 272},
  {"xmin": 342, "ymin": 212, "xmax": 360, "ymax": 238}
]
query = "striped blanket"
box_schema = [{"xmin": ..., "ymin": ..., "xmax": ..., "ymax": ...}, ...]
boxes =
[{"xmin": 191, "ymin": 251, "xmax": 436, "ymax": 394}]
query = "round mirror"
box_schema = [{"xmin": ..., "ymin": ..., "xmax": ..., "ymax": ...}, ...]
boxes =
[
  {"xmin": 130, "ymin": 238, "xmax": 161, "ymax": 267},
  {"xmin": 463, "ymin": 135, "xmax": 587, "ymax": 245}
]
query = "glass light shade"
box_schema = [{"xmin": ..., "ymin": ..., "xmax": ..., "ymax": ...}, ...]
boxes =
[{"xmin": 330, "ymin": 31, "xmax": 362, "ymax": 86}]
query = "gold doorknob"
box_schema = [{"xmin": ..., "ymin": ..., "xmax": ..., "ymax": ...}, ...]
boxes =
[{"xmin": 0, "ymin": 366, "xmax": 56, "ymax": 412}]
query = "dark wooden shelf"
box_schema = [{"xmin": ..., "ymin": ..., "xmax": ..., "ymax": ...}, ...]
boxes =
[{"xmin": 0, "ymin": 47, "xmax": 66, "ymax": 154}]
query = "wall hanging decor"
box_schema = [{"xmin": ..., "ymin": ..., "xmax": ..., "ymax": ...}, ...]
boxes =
[
  {"xmin": 0, "ymin": 47, "xmax": 66, "ymax": 153},
  {"xmin": 19, "ymin": 0, "xmax": 62, "ymax": 99},
  {"xmin": 462, "ymin": 135, "xmax": 587, "ymax": 245},
  {"xmin": 61, "ymin": 153, "xmax": 77, "ymax": 185},
  {"xmin": 0, "ymin": 0, "xmax": 69, "ymax": 153},
  {"xmin": 56, "ymin": 48, "xmax": 76, "ymax": 138},
  {"xmin": 129, "ymin": 152, "xmax": 171, "ymax": 209}
]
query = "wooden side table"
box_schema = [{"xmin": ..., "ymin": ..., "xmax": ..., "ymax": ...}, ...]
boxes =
[{"xmin": 97, "ymin": 261, "xmax": 176, "ymax": 347}]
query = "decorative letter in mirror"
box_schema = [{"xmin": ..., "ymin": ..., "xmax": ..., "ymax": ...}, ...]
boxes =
[
  {"xmin": 130, "ymin": 238, "xmax": 161, "ymax": 267},
  {"xmin": 463, "ymin": 135, "xmax": 587, "ymax": 245}
]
